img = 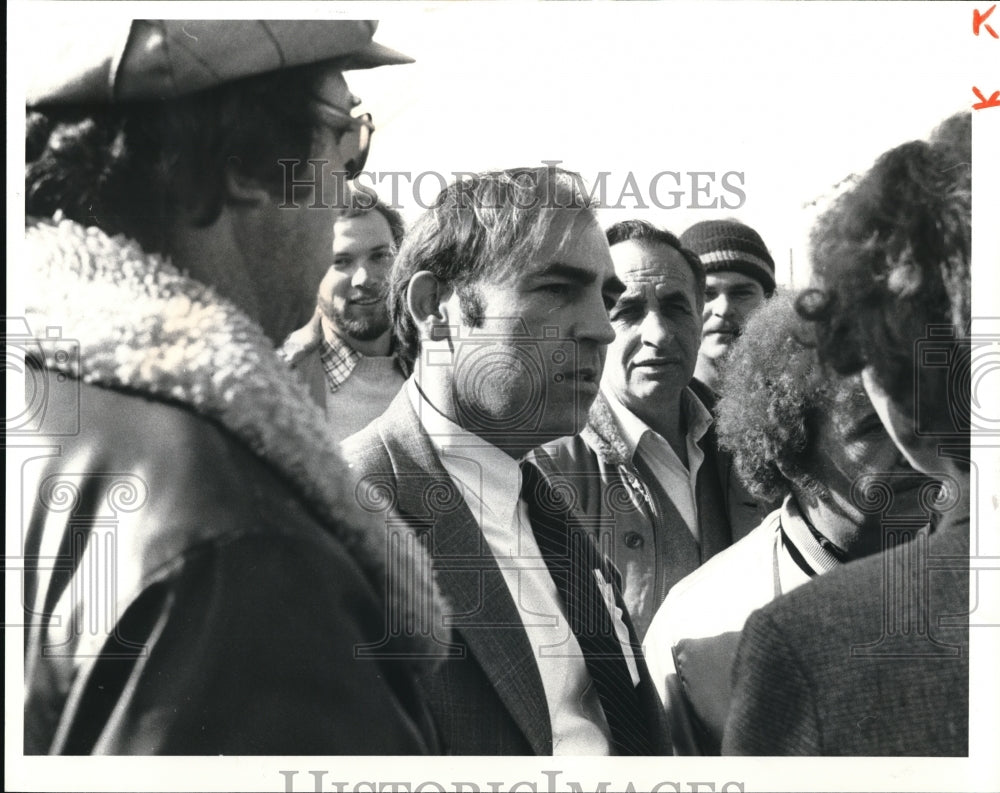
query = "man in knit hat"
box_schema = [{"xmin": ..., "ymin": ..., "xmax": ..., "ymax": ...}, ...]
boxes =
[
  {"xmin": 679, "ymin": 220, "xmax": 776, "ymax": 394},
  {"xmin": 22, "ymin": 19, "xmax": 440, "ymax": 755}
]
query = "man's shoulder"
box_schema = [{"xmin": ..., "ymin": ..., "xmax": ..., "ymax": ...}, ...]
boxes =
[
  {"xmin": 743, "ymin": 544, "xmax": 891, "ymax": 660},
  {"xmin": 340, "ymin": 388, "xmax": 411, "ymax": 472},
  {"xmin": 670, "ymin": 513, "xmax": 779, "ymax": 600},
  {"xmin": 339, "ymin": 384, "xmax": 442, "ymax": 497},
  {"xmin": 40, "ymin": 382, "xmax": 373, "ymax": 587},
  {"xmin": 655, "ymin": 513, "xmax": 780, "ymax": 638},
  {"xmin": 570, "ymin": 391, "xmax": 631, "ymax": 466},
  {"xmin": 536, "ymin": 433, "xmax": 599, "ymax": 475},
  {"xmin": 687, "ymin": 377, "xmax": 719, "ymax": 412},
  {"xmin": 341, "ymin": 414, "xmax": 390, "ymax": 465},
  {"xmin": 758, "ymin": 522, "xmax": 969, "ymax": 638}
]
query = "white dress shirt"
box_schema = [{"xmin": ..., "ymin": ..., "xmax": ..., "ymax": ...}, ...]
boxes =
[
  {"xmin": 408, "ymin": 380, "xmax": 616, "ymax": 755},
  {"xmin": 604, "ymin": 387, "xmax": 713, "ymax": 540}
]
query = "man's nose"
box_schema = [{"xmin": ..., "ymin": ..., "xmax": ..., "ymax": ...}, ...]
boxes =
[
  {"xmin": 581, "ymin": 311, "xmax": 616, "ymax": 347},
  {"xmin": 577, "ymin": 294, "xmax": 616, "ymax": 347},
  {"xmin": 708, "ymin": 293, "xmax": 733, "ymax": 319},
  {"xmin": 640, "ymin": 310, "xmax": 672, "ymax": 348},
  {"xmin": 351, "ymin": 261, "xmax": 383, "ymax": 289}
]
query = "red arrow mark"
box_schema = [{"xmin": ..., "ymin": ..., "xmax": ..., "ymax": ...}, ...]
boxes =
[
  {"xmin": 972, "ymin": 86, "xmax": 1000, "ymax": 109},
  {"xmin": 974, "ymin": 5, "xmax": 998, "ymax": 37}
]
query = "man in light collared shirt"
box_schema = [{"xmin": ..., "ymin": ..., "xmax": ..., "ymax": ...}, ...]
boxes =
[
  {"xmin": 342, "ymin": 168, "xmax": 670, "ymax": 755},
  {"xmin": 541, "ymin": 220, "xmax": 770, "ymax": 640}
]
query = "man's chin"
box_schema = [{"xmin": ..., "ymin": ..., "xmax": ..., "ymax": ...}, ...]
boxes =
[
  {"xmin": 699, "ymin": 338, "xmax": 734, "ymax": 360},
  {"xmin": 532, "ymin": 402, "xmax": 595, "ymax": 442},
  {"xmin": 332, "ymin": 314, "xmax": 391, "ymax": 343}
]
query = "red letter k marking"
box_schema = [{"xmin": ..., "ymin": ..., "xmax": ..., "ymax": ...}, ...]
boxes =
[
  {"xmin": 973, "ymin": 87, "xmax": 1000, "ymax": 109},
  {"xmin": 974, "ymin": 5, "xmax": 998, "ymax": 37}
]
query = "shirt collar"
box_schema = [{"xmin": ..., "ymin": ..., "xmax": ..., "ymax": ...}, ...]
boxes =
[
  {"xmin": 603, "ymin": 385, "xmax": 714, "ymax": 459},
  {"xmin": 779, "ymin": 494, "xmax": 844, "ymax": 576},
  {"xmin": 319, "ymin": 332, "xmax": 362, "ymax": 393},
  {"xmin": 406, "ymin": 379, "xmax": 523, "ymax": 530}
]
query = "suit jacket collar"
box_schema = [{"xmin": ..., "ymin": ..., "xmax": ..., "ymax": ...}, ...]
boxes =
[{"xmin": 371, "ymin": 385, "xmax": 553, "ymax": 754}]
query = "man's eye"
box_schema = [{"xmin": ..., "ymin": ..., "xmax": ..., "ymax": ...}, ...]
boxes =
[{"xmin": 611, "ymin": 305, "xmax": 643, "ymax": 323}]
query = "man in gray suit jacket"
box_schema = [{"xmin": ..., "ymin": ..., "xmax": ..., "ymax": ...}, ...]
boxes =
[{"xmin": 343, "ymin": 166, "xmax": 671, "ymax": 755}]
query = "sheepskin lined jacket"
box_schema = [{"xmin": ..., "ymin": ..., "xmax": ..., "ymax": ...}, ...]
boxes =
[{"xmin": 21, "ymin": 216, "xmax": 441, "ymax": 754}]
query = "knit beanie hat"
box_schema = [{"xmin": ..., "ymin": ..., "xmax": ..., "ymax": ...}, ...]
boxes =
[{"xmin": 680, "ymin": 220, "xmax": 776, "ymax": 294}]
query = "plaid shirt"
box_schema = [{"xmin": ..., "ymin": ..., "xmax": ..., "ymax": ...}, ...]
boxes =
[{"xmin": 319, "ymin": 333, "xmax": 363, "ymax": 393}]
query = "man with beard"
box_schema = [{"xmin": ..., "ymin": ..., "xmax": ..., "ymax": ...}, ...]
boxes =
[{"xmin": 281, "ymin": 194, "xmax": 407, "ymax": 442}]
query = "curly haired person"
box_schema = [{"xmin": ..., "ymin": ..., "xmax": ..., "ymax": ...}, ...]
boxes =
[
  {"xmin": 644, "ymin": 296, "xmax": 934, "ymax": 754},
  {"xmin": 723, "ymin": 112, "xmax": 971, "ymax": 756}
]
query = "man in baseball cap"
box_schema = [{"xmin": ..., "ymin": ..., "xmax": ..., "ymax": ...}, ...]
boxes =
[
  {"xmin": 680, "ymin": 220, "xmax": 777, "ymax": 395},
  {"xmin": 22, "ymin": 19, "xmax": 440, "ymax": 754}
]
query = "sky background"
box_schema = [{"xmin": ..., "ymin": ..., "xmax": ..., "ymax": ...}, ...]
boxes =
[{"xmin": 346, "ymin": 2, "xmax": 980, "ymax": 289}]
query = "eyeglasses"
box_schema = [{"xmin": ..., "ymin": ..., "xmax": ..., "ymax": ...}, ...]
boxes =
[{"xmin": 310, "ymin": 96, "xmax": 375, "ymax": 181}]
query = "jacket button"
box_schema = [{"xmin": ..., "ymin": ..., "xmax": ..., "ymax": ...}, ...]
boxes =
[{"xmin": 624, "ymin": 532, "xmax": 644, "ymax": 549}]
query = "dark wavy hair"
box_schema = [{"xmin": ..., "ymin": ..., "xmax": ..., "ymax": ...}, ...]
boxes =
[
  {"xmin": 795, "ymin": 112, "xmax": 971, "ymax": 428},
  {"xmin": 341, "ymin": 191, "xmax": 406, "ymax": 250},
  {"xmin": 26, "ymin": 63, "xmax": 328, "ymax": 256},
  {"xmin": 389, "ymin": 166, "xmax": 599, "ymax": 372},
  {"xmin": 605, "ymin": 219, "xmax": 706, "ymax": 308},
  {"xmin": 716, "ymin": 295, "xmax": 852, "ymax": 502}
]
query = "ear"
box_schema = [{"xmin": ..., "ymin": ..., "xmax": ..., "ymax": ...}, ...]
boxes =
[
  {"xmin": 224, "ymin": 160, "xmax": 271, "ymax": 206},
  {"xmin": 406, "ymin": 272, "xmax": 454, "ymax": 341}
]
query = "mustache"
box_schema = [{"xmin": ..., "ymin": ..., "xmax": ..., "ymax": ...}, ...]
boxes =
[
  {"xmin": 704, "ymin": 322, "xmax": 741, "ymax": 336},
  {"xmin": 346, "ymin": 288, "xmax": 387, "ymax": 302}
]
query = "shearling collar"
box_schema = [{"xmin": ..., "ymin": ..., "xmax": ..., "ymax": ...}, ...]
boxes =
[
  {"xmin": 581, "ymin": 391, "xmax": 634, "ymax": 467},
  {"xmin": 583, "ymin": 388, "xmax": 716, "ymax": 468},
  {"xmin": 24, "ymin": 215, "xmax": 442, "ymax": 655}
]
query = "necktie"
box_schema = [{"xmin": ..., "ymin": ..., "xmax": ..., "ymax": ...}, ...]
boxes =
[{"xmin": 519, "ymin": 461, "xmax": 653, "ymax": 755}]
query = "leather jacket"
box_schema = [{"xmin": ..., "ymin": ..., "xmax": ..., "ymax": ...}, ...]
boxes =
[{"xmin": 21, "ymin": 217, "xmax": 441, "ymax": 754}]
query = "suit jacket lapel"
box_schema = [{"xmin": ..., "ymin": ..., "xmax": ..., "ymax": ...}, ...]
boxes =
[
  {"xmin": 610, "ymin": 561, "xmax": 672, "ymax": 755},
  {"xmin": 375, "ymin": 389, "xmax": 553, "ymax": 754},
  {"xmin": 533, "ymin": 455, "xmax": 671, "ymax": 754}
]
